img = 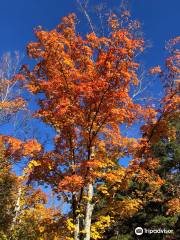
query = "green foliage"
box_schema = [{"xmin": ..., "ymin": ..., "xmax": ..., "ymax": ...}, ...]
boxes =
[
  {"xmin": 0, "ymin": 143, "xmax": 18, "ymax": 236},
  {"xmin": 109, "ymin": 234, "xmax": 133, "ymax": 240},
  {"xmin": 11, "ymin": 220, "xmax": 40, "ymax": 240},
  {"xmin": 102, "ymin": 117, "xmax": 180, "ymax": 240},
  {"xmin": 0, "ymin": 231, "xmax": 8, "ymax": 240},
  {"xmin": 147, "ymin": 215, "xmax": 178, "ymax": 228}
]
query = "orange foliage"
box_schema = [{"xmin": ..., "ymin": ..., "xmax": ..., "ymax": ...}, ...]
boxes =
[
  {"xmin": 19, "ymin": 14, "xmax": 179, "ymax": 239},
  {"xmin": 21, "ymin": 13, "xmax": 148, "ymax": 194},
  {"xmin": 0, "ymin": 135, "xmax": 42, "ymax": 162},
  {"xmin": 22, "ymin": 139, "xmax": 42, "ymax": 156},
  {"xmin": 149, "ymin": 66, "xmax": 162, "ymax": 74},
  {"xmin": 58, "ymin": 175, "xmax": 84, "ymax": 192},
  {"xmin": 166, "ymin": 198, "xmax": 180, "ymax": 216}
]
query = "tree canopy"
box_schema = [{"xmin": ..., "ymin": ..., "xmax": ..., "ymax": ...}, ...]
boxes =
[{"xmin": 0, "ymin": 5, "xmax": 179, "ymax": 240}]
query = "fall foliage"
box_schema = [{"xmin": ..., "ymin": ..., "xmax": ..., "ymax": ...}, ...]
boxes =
[{"xmin": 0, "ymin": 5, "xmax": 180, "ymax": 240}]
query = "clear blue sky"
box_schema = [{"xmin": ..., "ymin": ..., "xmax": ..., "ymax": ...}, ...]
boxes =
[{"xmin": 0, "ymin": 0, "xmax": 179, "ymax": 64}]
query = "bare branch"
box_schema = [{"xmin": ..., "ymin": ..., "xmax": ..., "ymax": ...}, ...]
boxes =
[{"xmin": 76, "ymin": 0, "xmax": 95, "ymax": 34}]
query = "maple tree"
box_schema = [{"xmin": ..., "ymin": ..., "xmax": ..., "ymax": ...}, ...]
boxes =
[
  {"xmin": 10, "ymin": 185, "xmax": 66, "ymax": 240},
  {"xmin": 98, "ymin": 94, "xmax": 179, "ymax": 240},
  {"xmin": 0, "ymin": 51, "xmax": 62, "ymax": 240},
  {"xmin": 101, "ymin": 37, "xmax": 180, "ymax": 240},
  {"xmin": 0, "ymin": 134, "xmax": 66, "ymax": 240},
  {"xmin": 20, "ymin": 12, "xmax": 167, "ymax": 240},
  {"xmin": 0, "ymin": 3, "xmax": 178, "ymax": 239}
]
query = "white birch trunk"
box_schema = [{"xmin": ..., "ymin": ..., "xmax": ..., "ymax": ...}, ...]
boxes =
[
  {"xmin": 84, "ymin": 183, "xmax": 94, "ymax": 240},
  {"xmin": 10, "ymin": 185, "xmax": 22, "ymax": 231},
  {"xmin": 84, "ymin": 146, "xmax": 95, "ymax": 240}
]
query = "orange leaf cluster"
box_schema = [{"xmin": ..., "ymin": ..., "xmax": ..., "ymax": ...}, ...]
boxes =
[{"xmin": 58, "ymin": 175, "xmax": 84, "ymax": 193}]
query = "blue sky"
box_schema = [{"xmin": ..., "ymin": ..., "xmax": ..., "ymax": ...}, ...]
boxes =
[{"xmin": 0, "ymin": 0, "xmax": 179, "ymax": 64}]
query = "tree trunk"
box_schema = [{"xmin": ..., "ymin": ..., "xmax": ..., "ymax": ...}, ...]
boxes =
[
  {"xmin": 74, "ymin": 214, "xmax": 80, "ymax": 240},
  {"xmin": 72, "ymin": 191, "xmax": 80, "ymax": 240},
  {"xmin": 84, "ymin": 145, "xmax": 95, "ymax": 240},
  {"xmin": 10, "ymin": 185, "xmax": 22, "ymax": 234},
  {"xmin": 51, "ymin": 188, "xmax": 55, "ymax": 210},
  {"xmin": 84, "ymin": 182, "xmax": 94, "ymax": 240}
]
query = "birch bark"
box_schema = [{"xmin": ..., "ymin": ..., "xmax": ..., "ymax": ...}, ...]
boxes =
[{"xmin": 84, "ymin": 146, "xmax": 95, "ymax": 240}]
